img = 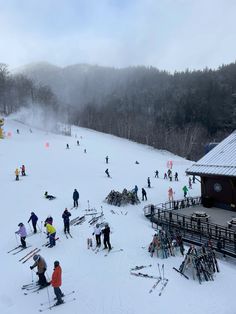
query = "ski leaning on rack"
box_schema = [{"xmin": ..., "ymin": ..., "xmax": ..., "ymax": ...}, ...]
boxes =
[
  {"xmin": 40, "ymin": 290, "xmax": 76, "ymax": 306},
  {"xmin": 22, "ymin": 249, "xmax": 41, "ymax": 264},
  {"xmin": 39, "ymin": 297, "xmax": 76, "ymax": 312},
  {"xmin": 173, "ymin": 267, "xmax": 189, "ymax": 280}
]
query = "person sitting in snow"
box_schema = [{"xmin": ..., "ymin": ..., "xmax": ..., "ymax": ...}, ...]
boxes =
[{"xmin": 44, "ymin": 191, "xmax": 56, "ymax": 200}]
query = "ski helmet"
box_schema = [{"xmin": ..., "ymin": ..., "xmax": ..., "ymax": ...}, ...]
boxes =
[
  {"xmin": 18, "ymin": 222, "xmax": 23, "ymax": 227},
  {"xmin": 33, "ymin": 254, "xmax": 40, "ymax": 262},
  {"xmin": 54, "ymin": 260, "xmax": 60, "ymax": 267}
]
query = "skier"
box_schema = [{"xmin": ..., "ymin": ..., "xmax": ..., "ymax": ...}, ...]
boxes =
[
  {"xmin": 45, "ymin": 222, "xmax": 56, "ymax": 248},
  {"xmin": 28, "ymin": 212, "xmax": 38, "ymax": 233},
  {"xmin": 192, "ymin": 175, "xmax": 196, "ymax": 184},
  {"xmin": 15, "ymin": 168, "xmax": 19, "ymax": 181},
  {"xmin": 73, "ymin": 189, "xmax": 79, "ymax": 208},
  {"xmin": 44, "ymin": 191, "xmax": 56, "ymax": 200},
  {"xmin": 93, "ymin": 223, "xmax": 102, "ymax": 247},
  {"xmin": 102, "ymin": 223, "xmax": 112, "ymax": 251},
  {"xmin": 15, "ymin": 223, "xmax": 27, "ymax": 248},
  {"xmin": 84, "ymin": 148, "xmax": 87, "ymax": 153},
  {"xmin": 105, "ymin": 156, "xmax": 109, "ymax": 164},
  {"xmin": 45, "ymin": 216, "xmax": 53, "ymax": 225},
  {"xmin": 62, "ymin": 208, "xmax": 71, "ymax": 234},
  {"xmin": 147, "ymin": 177, "xmax": 151, "ymax": 188},
  {"xmin": 142, "ymin": 188, "xmax": 147, "ymax": 201},
  {"xmin": 21, "ymin": 165, "xmax": 26, "ymax": 176},
  {"xmin": 169, "ymin": 171, "xmax": 173, "ymax": 182},
  {"xmin": 174, "ymin": 172, "xmax": 178, "ymax": 181},
  {"xmin": 188, "ymin": 177, "xmax": 192, "ymax": 189},
  {"xmin": 167, "ymin": 169, "xmax": 172, "ymax": 179},
  {"xmin": 51, "ymin": 260, "xmax": 64, "ymax": 306},
  {"xmin": 155, "ymin": 170, "xmax": 159, "ymax": 178},
  {"xmin": 77, "ymin": 140, "xmax": 80, "ymax": 146},
  {"xmin": 16, "ymin": 129, "xmax": 20, "ymax": 134},
  {"xmin": 66, "ymin": 144, "xmax": 69, "ymax": 149},
  {"xmin": 132, "ymin": 185, "xmax": 138, "ymax": 196},
  {"xmin": 30, "ymin": 254, "xmax": 50, "ymax": 287},
  {"xmin": 164, "ymin": 173, "xmax": 168, "ymax": 180},
  {"xmin": 105, "ymin": 168, "xmax": 110, "ymax": 178},
  {"xmin": 182, "ymin": 185, "xmax": 188, "ymax": 198},
  {"xmin": 168, "ymin": 187, "xmax": 174, "ymax": 201}
]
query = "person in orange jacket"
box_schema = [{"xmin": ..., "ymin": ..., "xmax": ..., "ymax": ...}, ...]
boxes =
[{"xmin": 51, "ymin": 260, "xmax": 64, "ymax": 305}]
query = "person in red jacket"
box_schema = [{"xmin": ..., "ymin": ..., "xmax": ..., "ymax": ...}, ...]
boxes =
[{"xmin": 51, "ymin": 261, "xmax": 64, "ymax": 305}]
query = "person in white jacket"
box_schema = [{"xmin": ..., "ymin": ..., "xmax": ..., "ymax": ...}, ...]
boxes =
[{"xmin": 93, "ymin": 224, "xmax": 102, "ymax": 247}]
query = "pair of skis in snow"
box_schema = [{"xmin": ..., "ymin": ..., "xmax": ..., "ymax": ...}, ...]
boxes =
[{"xmin": 39, "ymin": 290, "xmax": 77, "ymax": 312}]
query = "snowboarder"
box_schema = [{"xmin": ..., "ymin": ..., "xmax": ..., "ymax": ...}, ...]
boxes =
[
  {"xmin": 21, "ymin": 165, "xmax": 26, "ymax": 176},
  {"xmin": 168, "ymin": 187, "xmax": 174, "ymax": 201},
  {"xmin": 44, "ymin": 222, "xmax": 56, "ymax": 248},
  {"xmin": 102, "ymin": 223, "xmax": 112, "ymax": 251},
  {"xmin": 51, "ymin": 260, "xmax": 64, "ymax": 306},
  {"xmin": 15, "ymin": 168, "xmax": 19, "ymax": 181},
  {"xmin": 28, "ymin": 212, "xmax": 38, "ymax": 233},
  {"xmin": 155, "ymin": 170, "xmax": 159, "ymax": 178},
  {"xmin": 105, "ymin": 168, "xmax": 110, "ymax": 178},
  {"xmin": 93, "ymin": 223, "xmax": 102, "ymax": 247},
  {"xmin": 15, "ymin": 223, "xmax": 27, "ymax": 248},
  {"xmin": 189, "ymin": 177, "xmax": 192, "ymax": 189},
  {"xmin": 174, "ymin": 172, "xmax": 178, "ymax": 181},
  {"xmin": 73, "ymin": 189, "xmax": 79, "ymax": 208},
  {"xmin": 142, "ymin": 188, "xmax": 147, "ymax": 201},
  {"xmin": 44, "ymin": 191, "xmax": 56, "ymax": 200},
  {"xmin": 62, "ymin": 208, "xmax": 71, "ymax": 234},
  {"xmin": 147, "ymin": 177, "xmax": 151, "ymax": 188},
  {"xmin": 105, "ymin": 156, "xmax": 109, "ymax": 164},
  {"xmin": 182, "ymin": 185, "xmax": 188, "ymax": 198},
  {"xmin": 30, "ymin": 254, "xmax": 50, "ymax": 287},
  {"xmin": 66, "ymin": 144, "xmax": 69, "ymax": 149},
  {"xmin": 164, "ymin": 173, "xmax": 168, "ymax": 180}
]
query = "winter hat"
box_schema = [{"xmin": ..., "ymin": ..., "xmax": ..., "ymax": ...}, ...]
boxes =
[
  {"xmin": 18, "ymin": 223, "xmax": 23, "ymax": 227},
  {"xmin": 33, "ymin": 254, "xmax": 40, "ymax": 262},
  {"xmin": 54, "ymin": 260, "xmax": 60, "ymax": 267}
]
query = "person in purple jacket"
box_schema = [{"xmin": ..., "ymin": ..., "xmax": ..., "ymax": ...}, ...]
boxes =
[{"xmin": 15, "ymin": 223, "xmax": 27, "ymax": 248}]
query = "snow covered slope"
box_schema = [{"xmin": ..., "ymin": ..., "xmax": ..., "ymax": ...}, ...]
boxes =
[{"xmin": 0, "ymin": 118, "xmax": 234, "ymax": 314}]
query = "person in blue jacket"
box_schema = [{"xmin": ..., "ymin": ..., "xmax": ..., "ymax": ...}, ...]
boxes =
[
  {"xmin": 28, "ymin": 212, "xmax": 38, "ymax": 233},
  {"xmin": 73, "ymin": 189, "xmax": 79, "ymax": 208}
]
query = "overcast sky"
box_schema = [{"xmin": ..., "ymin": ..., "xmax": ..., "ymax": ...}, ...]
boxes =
[{"xmin": 0, "ymin": 0, "xmax": 236, "ymax": 72}]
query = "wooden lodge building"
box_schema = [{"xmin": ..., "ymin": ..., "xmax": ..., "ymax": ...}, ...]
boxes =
[{"xmin": 186, "ymin": 131, "xmax": 236, "ymax": 210}]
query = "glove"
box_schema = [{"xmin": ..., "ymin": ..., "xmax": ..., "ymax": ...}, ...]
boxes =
[
  {"xmin": 30, "ymin": 266, "xmax": 33, "ymax": 270},
  {"xmin": 92, "ymin": 233, "xmax": 94, "ymax": 236}
]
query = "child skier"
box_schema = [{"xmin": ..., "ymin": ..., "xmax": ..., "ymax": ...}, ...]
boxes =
[{"xmin": 15, "ymin": 223, "xmax": 27, "ymax": 248}]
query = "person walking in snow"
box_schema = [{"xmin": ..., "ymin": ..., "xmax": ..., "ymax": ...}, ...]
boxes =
[
  {"xmin": 164, "ymin": 172, "xmax": 168, "ymax": 180},
  {"xmin": 62, "ymin": 208, "xmax": 71, "ymax": 234},
  {"xmin": 183, "ymin": 185, "xmax": 188, "ymax": 198},
  {"xmin": 15, "ymin": 223, "xmax": 27, "ymax": 248},
  {"xmin": 105, "ymin": 156, "xmax": 109, "ymax": 164},
  {"xmin": 169, "ymin": 171, "xmax": 173, "ymax": 182},
  {"xmin": 147, "ymin": 177, "xmax": 151, "ymax": 188},
  {"xmin": 21, "ymin": 165, "xmax": 26, "ymax": 176},
  {"xmin": 168, "ymin": 187, "xmax": 174, "ymax": 201},
  {"xmin": 30, "ymin": 254, "xmax": 49, "ymax": 287},
  {"xmin": 132, "ymin": 185, "xmax": 138, "ymax": 196},
  {"xmin": 45, "ymin": 222, "xmax": 56, "ymax": 248},
  {"xmin": 174, "ymin": 172, "xmax": 178, "ymax": 181},
  {"xmin": 77, "ymin": 140, "xmax": 79, "ymax": 146},
  {"xmin": 15, "ymin": 168, "xmax": 19, "ymax": 181},
  {"xmin": 51, "ymin": 261, "xmax": 64, "ymax": 306},
  {"xmin": 73, "ymin": 189, "xmax": 79, "ymax": 208},
  {"xmin": 28, "ymin": 212, "xmax": 38, "ymax": 234},
  {"xmin": 142, "ymin": 188, "xmax": 147, "ymax": 201},
  {"xmin": 93, "ymin": 223, "xmax": 102, "ymax": 247},
  {"xmin": 66, "ymin": 144, "xmax": 69, "ymax": 149},
  {"xmin": 155, "ymin": 170, "xmax": 159, "ymax": 178},
  {"xmin": 105, "ymin": 168, "xmax": 110, "ymax": 178},
  {"xmin": 102, "ymin": 223, "xmax": 112, "ymax": 251},
  {"xmin": 188, "ymin": 177, "xmax": 192, "ymax": 189}
]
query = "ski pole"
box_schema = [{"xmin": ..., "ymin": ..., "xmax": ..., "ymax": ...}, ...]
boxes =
[
  {"xmin": 31, "ymin": 269, "xmax": 34, "ymax": 282},
  {"xmin": 28, "ymin": 222, "xmax": 33, "ymax": 232},
  {"xmin": 162, "ymin": 264, "xmax": 165, "ymax": 281},
  {"xmin": 158, "ymin": 263, "xmax": 162, "ymax": 280},
  {"xmin": 15, "ymin": 233, "xmax": 19, "ymax": 245},
  {"xmin": 46, "ymin": 283, "xmax": 51, "ymax": 309},
  {"xmin": 37, "ymin": 222, "xmax": 42, "ymax": 233}
]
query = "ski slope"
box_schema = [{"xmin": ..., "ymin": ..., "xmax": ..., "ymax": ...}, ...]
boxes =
[{"xmin": 0, "ymin": 117, "xmax": 235, "ymax": 314}]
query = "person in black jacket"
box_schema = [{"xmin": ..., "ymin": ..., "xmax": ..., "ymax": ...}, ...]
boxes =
[
  {"xmin": 102, "ymin": 223, "xmax": 112, "ymax": 251},
  {"xmin": 73, "ymin": 189, "xmax": 79, "ymax": 208},
  {"xmin": 28, "ymin": 212, "xmax": 38, "ymax": 233},
  {"xmin": 62, "ymin": 208, "xmax": 71, "ymax": 234},
  {"xmin": 142, "ymin": 188, "xmax": 147, "ymax": 201}
]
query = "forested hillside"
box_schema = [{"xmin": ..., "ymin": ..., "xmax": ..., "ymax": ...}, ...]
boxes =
[{"xmin": 3, "ymin": 62, "xmax": 236, "ymax": 159}]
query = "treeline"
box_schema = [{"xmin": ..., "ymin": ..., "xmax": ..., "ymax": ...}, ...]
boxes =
[
  {"xmin": 0, "ymin": 63, "xmax": 59, "ymax": 119},
  {"xmin": 76, "ymin": 63, "xmax": 236, "ymax": 160}
]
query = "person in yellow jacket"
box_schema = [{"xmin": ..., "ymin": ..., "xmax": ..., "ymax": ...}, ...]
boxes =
[
  {"xmin": 15, "ymin": 168, "xmax": 19, "ymax": 181},
  {"xmin": 45, "ymin": 223, "xmax": 56, "ymax": 248}
]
